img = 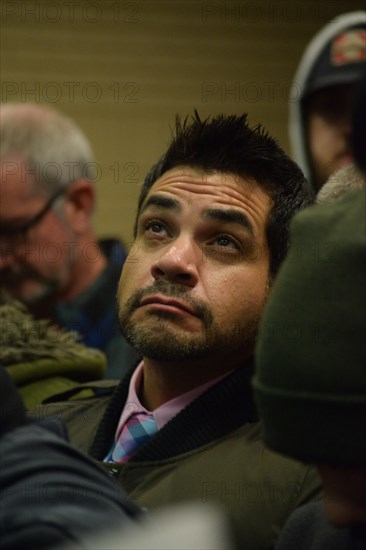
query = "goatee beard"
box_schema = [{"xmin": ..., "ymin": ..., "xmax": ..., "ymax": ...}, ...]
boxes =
[
  {"xmin": 118, "ymin": 280, "xmax": 214, "ymax": 360},
  {"xmin": 118, "ymin": 280, "xmax": 257, "ymax": 361}
]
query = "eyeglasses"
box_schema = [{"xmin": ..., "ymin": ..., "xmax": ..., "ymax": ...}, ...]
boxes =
[{"xmin": 0, "ymin": 187, "xmax": 66, "ymax": 246}]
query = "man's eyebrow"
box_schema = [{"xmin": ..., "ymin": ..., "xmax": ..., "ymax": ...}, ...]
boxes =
[
  {"xmin": 140, "ymin": 194, "xmax": 181, "ymax": 215},
  {"xmin": 203, "ymin": 208, "xmax": 254, "ymax": 235}
]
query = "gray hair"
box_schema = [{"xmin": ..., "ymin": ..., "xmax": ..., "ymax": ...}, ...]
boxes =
[
  {"xmin": 0, "ymin": 103, "xmax": 95, "ymax": 197},
  {"xmin": 316, "ymin": 164, "xmax": 366, "ymax": 205}
]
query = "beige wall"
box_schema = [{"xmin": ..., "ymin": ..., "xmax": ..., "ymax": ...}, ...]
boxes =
[{"xmin": 1, "ymin": 0, "xmax": 363, "ymax": 244}]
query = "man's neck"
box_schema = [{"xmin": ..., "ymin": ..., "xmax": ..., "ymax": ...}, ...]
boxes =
[{"xmin": 140, "ymin": 355, "xmax": 248, "ymax": 411}]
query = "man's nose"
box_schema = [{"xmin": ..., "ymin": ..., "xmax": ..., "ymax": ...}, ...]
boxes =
[{"xmin": 150, "ymin": 235, "xmax": 200, "ymax": 287}]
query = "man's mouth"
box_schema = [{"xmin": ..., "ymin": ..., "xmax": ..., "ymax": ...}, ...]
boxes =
[{"xmin": 139, "ymin": 294, "xmax": 197, "ymax": 317}]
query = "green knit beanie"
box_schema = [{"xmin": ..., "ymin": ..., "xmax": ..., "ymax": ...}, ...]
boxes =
[{"xmin": 253, "ymin": 188, "xmax": 366, "ymax": 465}]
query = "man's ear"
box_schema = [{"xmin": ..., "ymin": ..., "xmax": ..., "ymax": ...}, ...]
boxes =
[{"xmin": 64, "ymin": 179, "xmax": 94, "ymax": 233}]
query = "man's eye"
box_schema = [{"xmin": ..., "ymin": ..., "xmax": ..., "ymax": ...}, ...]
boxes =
[
  {"xmin": 207, "ymin": 235, "xmax": 242, "ymax": 254},
  {"xmin": 213, "ymin": 235, "xmax": 240, "ymax": 251},
  {"xmin": 216, "ymin": 236, "xmax": 232, "ymax": 247},
  {"xmin": 144, "ymin": 221, "xmax": 167, "ymax": 235}
]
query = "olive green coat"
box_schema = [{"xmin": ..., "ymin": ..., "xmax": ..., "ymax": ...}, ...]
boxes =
[
  {"xmin": 1, "ymin": 301, "xmax": 106, "ymax": 408},
  {"xmin": 37, "ymin": 364, "xmax": 321, "ymax": 549}
]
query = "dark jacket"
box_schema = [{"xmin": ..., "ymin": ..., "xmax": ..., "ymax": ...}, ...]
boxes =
[
  {"xmin": 0, "ymin": 366, "xmax": 141, "ymax": 550},
  {"xmin": 39, "ymin": 361, "xmax": 322, "ymax": 549}
]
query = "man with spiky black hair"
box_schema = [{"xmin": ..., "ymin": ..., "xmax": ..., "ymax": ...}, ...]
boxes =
[{"xmin": 39, "ymin": 112, "xmax": 320, "ymax": 549}]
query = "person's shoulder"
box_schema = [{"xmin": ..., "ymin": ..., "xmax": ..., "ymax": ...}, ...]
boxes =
[
  {"xmin": 227, "ymin": 421, "xmax": 321, "ymax": 487},
  {"xmin": 99, "ymin": 238, "xmax": 127, "ymax": 270},
  {"xmin": 219, "ymin": 422, "xmax": 322, "ymax": 517},
  {"xmin": 29, "ymin": 380, "xmax": 118, "ymax": 451}
]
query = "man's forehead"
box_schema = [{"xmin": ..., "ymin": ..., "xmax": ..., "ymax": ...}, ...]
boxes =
[
  {"xmin": 0, "ymin": 158, "xmax": 41, "ymax": 207},
  {"xmin": 145, "ymin": 166, "xmax": 266, "ymax": 202},
  {"xmin": 140, "ymin": 166, "xmax": 271, "ymax": 239},
  {"xmin": 149, "ymin": 165, "xmax": 213, "ymax": 189}
]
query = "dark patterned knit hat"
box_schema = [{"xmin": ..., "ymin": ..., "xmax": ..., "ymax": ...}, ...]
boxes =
[
  {"xmin": 253, "ymin": 187, "xmax": 366, "ymax": 465},
  {"xmin": 304, "ymin": 24, "xmax": 366, "ymax": 97}
]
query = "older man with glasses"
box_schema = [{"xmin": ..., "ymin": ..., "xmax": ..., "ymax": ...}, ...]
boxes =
[
  {"xmin": 0, "ymin": 103, "xmax": 138, "ymax": 380},
  {"xmin": 0, "ymin": 186, "xmax": 66, "ymax": 247}
]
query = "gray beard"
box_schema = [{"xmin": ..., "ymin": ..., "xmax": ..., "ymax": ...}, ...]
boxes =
[{"xmin": 1, "ymin": 277, "xmax": 60, "ymax": 306}]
